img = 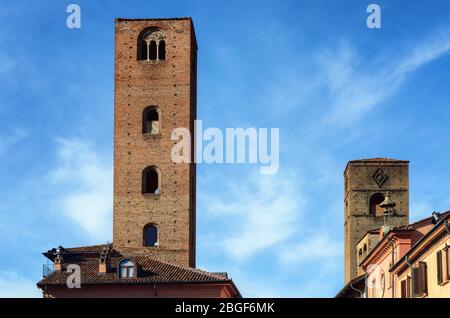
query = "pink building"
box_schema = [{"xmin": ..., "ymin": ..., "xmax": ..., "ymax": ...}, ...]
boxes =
[{"xmin": 361, "ymin": 213, "xmax": 448, "ymax": 298}]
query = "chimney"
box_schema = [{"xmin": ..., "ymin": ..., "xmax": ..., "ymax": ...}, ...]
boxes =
[
  {"xmin": 53, "ymin": 246, "xmax": 64, "ymax": 271},
  {"xmin": 99, "ymin": 245, "xmax": 112, "ymax": 274}
]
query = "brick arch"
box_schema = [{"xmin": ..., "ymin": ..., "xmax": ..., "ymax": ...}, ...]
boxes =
[{"xmin": 369, "ymin": 192, "xmax": 385, "ymax": 216}]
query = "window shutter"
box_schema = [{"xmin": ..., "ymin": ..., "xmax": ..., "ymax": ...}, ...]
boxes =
[
  {"xmin": 419, "ymin": 262, "xmax": 428, "ymax": 296},
  {"xmin": 412, "ymin": 267, "xmax": 420, "ymax": 297},
  {"xmin": 437, "ymin": 250, "xmax": 443, "ymax": 285},
  {"xmin": 446, "ymin": 246, "xmax": 450, "ymax": 281},
  {"xmin": 406, "ymin": 276, "xmax": 411, "ymax": 298},
  {"xmin": 401, "ymin": 280, "xmax": 407, "ymax": 298}
]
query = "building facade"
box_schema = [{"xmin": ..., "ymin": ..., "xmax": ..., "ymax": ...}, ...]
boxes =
[
  {"xmin": 391, "ymin": 214, "xmax": 450, "ymax": 298},
  {"xmin": 344, "ymin": 158, "xmax": 409, "ymax": 283},
  {"xmin": 360, "ymin": 213, "xmax": 444, "ymax": 298},
  {"xmin": 37, "ymin": 17, "xmax": 240, "ymax": 298},
  {"xmin": 113, "ymin": 17, "xmax": 197, "ymax": 267},
  {"xmin": 338, "ymin": 157, "xmax": 450, "ymax": 298}
]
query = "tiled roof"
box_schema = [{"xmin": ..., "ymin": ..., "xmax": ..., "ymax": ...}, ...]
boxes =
[
  {"xmin": 365, "ymin": 211, "xmax": 450, "ymax": 235},
  {"xmin": 335, "ymin": 274, "xmax": 365, "ymax": 298},
  {"xmin": 391, "ymin": 213, "xmax": 450, "ymax": 273},
  {"xmin": 38, "ymin": 244, "xmax": 230, "ymax": 287}
]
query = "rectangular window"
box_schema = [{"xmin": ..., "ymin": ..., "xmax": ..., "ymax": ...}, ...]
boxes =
[
  {"xmin": 412, "ymin": 262, "xmax": 428, "ymax": 297},
  {"xmin": 437, "ymin": 250, "xmax": 443, "ymax": 285},
  {"xmin": 401, "ymin": 277, "xmax": 412, "ymax": 298},
  {"xmin": 419, "ymin": 262, "xmax": 428, "ymax": 296},
  {"xmin": 412, "ymin": 267, "xmax": 420, "ymax": 297},
  {"xmin": 401, "ymin": 280, "xmax": 407, "ymax": 298}
]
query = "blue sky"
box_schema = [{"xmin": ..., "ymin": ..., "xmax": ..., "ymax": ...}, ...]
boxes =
[{"xmin": 1, "ymin": 0, "xmax": 450, "ymax": 297}]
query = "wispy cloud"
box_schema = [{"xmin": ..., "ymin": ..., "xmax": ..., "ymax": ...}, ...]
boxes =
[
  {"xmin": 0, "ymin": 270, "xmax": 41, "ymax": 298},
  {"xmin": 320, "ymin": 27, "xmax": 450, "ymax": 125},
  {"xmin": 279, "ymin": 234, "xmax": 341, "ymax": 264},
  {"xmin": 202, "ymin": 170, "xmax": 306, "ymax": 260},
  {"xmin": 49, "ymin": 138, "xmax": 113, "ymax": 242}
]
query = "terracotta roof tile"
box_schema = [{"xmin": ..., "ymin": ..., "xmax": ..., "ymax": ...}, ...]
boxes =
[{"xmin": 38, "ymin": 244, "xmax": 230, "ymax": 287}]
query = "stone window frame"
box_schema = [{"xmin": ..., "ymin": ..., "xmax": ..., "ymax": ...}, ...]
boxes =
[{"xmin": 137, "ymin": 27, "xmax": 167, "ymax": 62}]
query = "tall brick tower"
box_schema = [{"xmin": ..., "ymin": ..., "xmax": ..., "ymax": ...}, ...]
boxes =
[
  {"xmin": 344, "ymin": 158, "xmax": 409, "ymax": 283},
  {"xmin": 113, "ymin": 18, "xmax": 197, "ymax": 268}
]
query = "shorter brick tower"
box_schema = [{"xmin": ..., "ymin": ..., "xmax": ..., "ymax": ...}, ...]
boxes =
[
  {"xmin": 344, "ymin": 158, "xmax": 409, "ymax": 283},
  {"xmin": 113, "ymin": 18, "xmax": 197, "ymax": 268}
]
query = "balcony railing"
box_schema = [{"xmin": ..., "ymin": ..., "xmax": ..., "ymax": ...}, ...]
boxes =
[{"xmin": 42, "ymin": 264, "xmax": 54, "ymax": 278}]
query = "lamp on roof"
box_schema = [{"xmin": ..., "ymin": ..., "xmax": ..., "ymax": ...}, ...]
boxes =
[{"xmin": 379, "ymin": 191, "xmax": 396, "ymax": 216}]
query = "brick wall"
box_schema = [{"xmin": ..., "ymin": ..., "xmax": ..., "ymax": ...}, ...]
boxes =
[
  {"xmin": 112, "ymin": 18, "xmax": 197, "ymax": 267},
  {"xmin": 344, "ymin": 160, "xmax": 409, "ymax": 283}
]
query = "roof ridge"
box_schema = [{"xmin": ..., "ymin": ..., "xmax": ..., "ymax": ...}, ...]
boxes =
[{"xmin": 410, "ymin": 210, "xmax": 450, "ymax": 226}]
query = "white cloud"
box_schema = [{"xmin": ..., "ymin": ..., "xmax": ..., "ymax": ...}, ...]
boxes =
[
  {"xmin": 202, "ymin": 170, "xmax": 305, "ymax": 260},
  {"xmin": 279, "ymin": 234, "xmax": 342, "ymax": 264},
  {"xmin": 318, "ymin": 27, "xmax": 450, "ymax": 125},
  {"xmin": 50, "ymin": 138, "xmax": 113, "ymax": 242},
  {"xmin": 0, "ymin": 270, "xmax": 41, "ymax": 298}
]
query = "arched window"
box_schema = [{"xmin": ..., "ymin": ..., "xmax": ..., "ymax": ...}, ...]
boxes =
[
  {"xmin": 149, "ymin": 40, "xmax": 157, "ymax": 60},
  {"xmin": 158, "ymin": 40, "xmax": 166, "ymax": 60},
  {"xmin": 139, "ymin": 40, "xmax": 147, "ymax": 60},
  {"xmin": 137, "ymin": 28, "xmax": 166, "ymax": 61},
  {"xmin": 142, "ymin": 166, "xmax": 159, "ymax": 194},
  {"xmin": 144, "ymin": 224, "xmax": 158, "ymax": 247},
  {"xmin": 118, "ymin": 259, "xmax": 135, "ymax": 278},
  {"xmin": 358, "ymin": 248, "xmax": 363, "ymax": 260},
  {"xmin": 142, "ymin": 107, "xmax": 160, "ymax": 134},
  {"xmin": 363, "ymin": 244, "xmax": 368, "ymax": 256},
  {"xmin": 369, "ymin": 193, "xmax": 385, "ymax": 216}
]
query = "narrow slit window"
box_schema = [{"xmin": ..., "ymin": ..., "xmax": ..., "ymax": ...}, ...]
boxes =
[
  {"xmin": 158, "ymin": 40, "xmax": 166, "ymax": 60},
  {"xmin": 148, "ymin": 41, "xmax": 157, "ymax": 60},
  {"xmin": 140, "ymin": 40, "xmax": 147, "ymax": 60}
]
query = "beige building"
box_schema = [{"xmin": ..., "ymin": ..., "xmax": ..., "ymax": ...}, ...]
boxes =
[{"xmin": 392, "ymin": 214, "xmax": 450, "ymax": 298}]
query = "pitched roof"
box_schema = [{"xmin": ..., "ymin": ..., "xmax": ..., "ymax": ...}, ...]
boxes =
[
  {"xmin": 335, "ymin": 274, "xmax": 365, "ymax": 298},
  {"xmin": 390, "ymin": 213, "xmax": 450, "ymax": 273},
  {"xmin": 38, "ymin": 244, "xmax": 232, "ymax": 287},
  {"xmin": 360, "ymin": 211, "xmax": 450, "ymax": 267},
  {"xmin": 364, "ymin": 210, "xmax": 450, "ymax": 236}
]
